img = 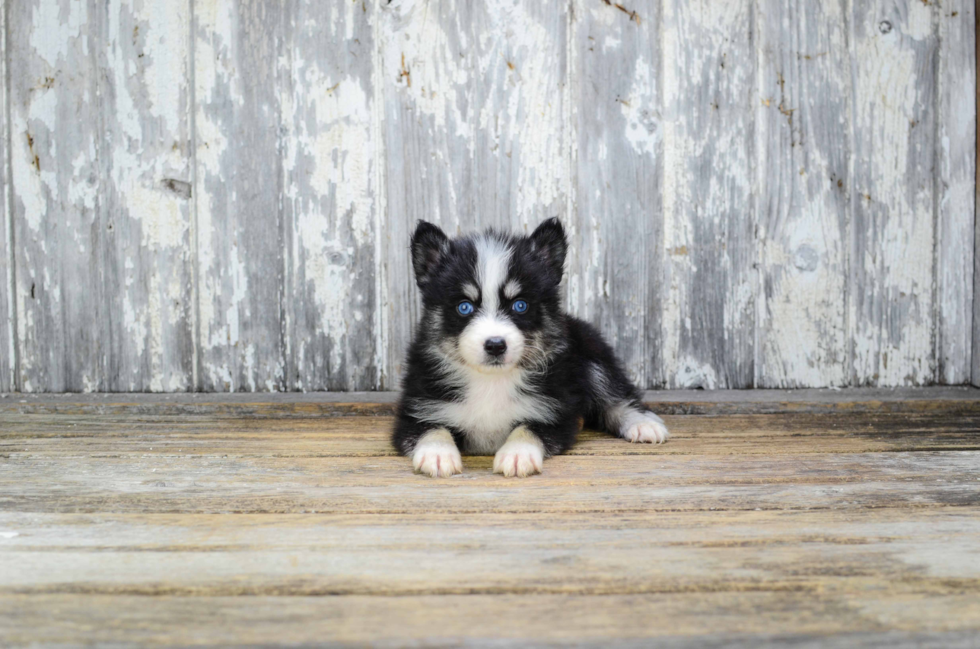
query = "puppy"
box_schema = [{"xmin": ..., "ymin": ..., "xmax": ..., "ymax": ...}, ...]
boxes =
[{"xmin": 393, "ymin": 218, "xmax": 670, "ymax": 478}]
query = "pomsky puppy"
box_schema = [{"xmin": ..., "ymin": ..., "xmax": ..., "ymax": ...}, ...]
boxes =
[{"xmin": 393, "ymin": 218, "xmax": 670, "ymax": 478}]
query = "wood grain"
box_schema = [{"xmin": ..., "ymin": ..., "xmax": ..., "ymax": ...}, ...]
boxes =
[
  {"xmin": 661, "ymin": 0, "xmax": 756, "ymax": 389},
  {"xmin": 1, "ymin": 2, "xmax": 12, "ymax": 393},
  {"xmin": 756, "ymin": 0, "xmax": 849, "ymax": 387},
  {"xmin": 937, "ymin": 0, "xmax": 976, "ymax": 385},
  {"xmin": 2, "ymin": 508, "xmax": 978, "ymax": 596},
  {"xmin": 568, "ymin": 0, "xmax": 662, "ymax": 389},
  {"xmin": 8, "ymin": 0, "xmax": 108, "ymax": 391},
  {"xmin": 849, "ymin": 0, "xmax": 938, "ymax": 386},
  {"xmin": 280, "ymin": 0, "xmax": 381, "ymax": 392},
  {"xmin": 1, "ymin": 593, "xmax": 978, "ymax": 647},
  {"xmin": 102, "ymin": 0, "xmax": 195, "ymax": 391},
  {"xmin": 974, "ymin": 2, "xmax": 980, "ymax": 390},
  {"xmin": 3, "ymin": 412, "xmax": 979, "ymax": 457},
  {"xmin": 194, "ymin": 0, "xmax": 285, "ymax": 391},
  {"xmin": 2, "ymin": 437, "xmax": 978, "ymax": 514}
]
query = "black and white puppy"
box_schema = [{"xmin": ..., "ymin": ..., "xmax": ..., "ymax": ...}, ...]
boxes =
[{"xmin": 393, "ymin": 218, "xmax": 670, "ymax": 478}]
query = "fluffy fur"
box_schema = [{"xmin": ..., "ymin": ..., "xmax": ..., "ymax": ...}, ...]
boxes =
[{"xmin": 394, "ymin": 218, "xmax": 669, "ymax": 478}]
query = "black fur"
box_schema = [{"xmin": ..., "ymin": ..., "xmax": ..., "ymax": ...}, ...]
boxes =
[{"xmin": 393, "ymin": 218, "xmax": 659, "ymax": 460}]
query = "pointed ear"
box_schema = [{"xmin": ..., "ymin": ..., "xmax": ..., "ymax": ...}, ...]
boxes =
[
  {"xmin": 411, "ymin": 221, "xmax": 449, "ymax": 287},
  {"xmin": 530, "ymin": 217, "xmax": 567, "ymax": 283}
]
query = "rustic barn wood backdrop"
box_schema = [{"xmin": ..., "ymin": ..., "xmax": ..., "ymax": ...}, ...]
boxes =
[{"xmin": 0, "ymin": 0, "xmax": 976, "ymax": 392}]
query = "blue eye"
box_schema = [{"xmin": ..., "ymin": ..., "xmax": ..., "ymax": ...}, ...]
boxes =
[
  {"xmin": 457, "ymin": 301, "xmax": 474, "ymax": 316},
  {"xmin": 512, "ymin": 299, "xmax": 528, "ymax": 314}
]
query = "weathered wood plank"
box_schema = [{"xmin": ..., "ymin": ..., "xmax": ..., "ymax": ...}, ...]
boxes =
[
  {"xmin": 4, "ymin": 387, "xmax": 979, "ymax": 415},
  {"xmin": 379, "ymin": 0, "xmax": 568, "ymax": 384},
  {"xmin": 972, "ymin": 4, "xmax": 980, "ymax": 389},
  {"xmin": 8, "ymin": 0, "xmax": 108, "ymax": 391},
  {"xmin": 661, "ymin": 0, "xmax": 757, "ymax": 388},
  {"xmin": 280, "ymin": 0, "xmax": 380, "ymax": 391},
  {"xmin": 1, "ymin": 508, "xmax": 978, "ymax": 596},
  {"xmin": 2, "ymin": 448, "xmax": 977, "ymax": 514},
  {"xmin": 5, "ymin": 2, "xmax": 195, "ymax": 393},
  {"xmin": 0, "ymin": 3, "xmax": 13, "ymax": 394},
  {"xmin": 194, "ymin": 0, "xmax": 285, "ymax": 391},
  {"xmin": 1, "ymin": 593, "xmax": 978, "ymax": 647},
  {"xmin": 849, "ymin": 0, "xmax": 939, "ymax": 385},
  {"xmin": 756, "ymin": 0, "xmax": 849, "ymax": 387},
  {"xmin": 3, "ymin": 412, "xmax": 978, "ymax": 457},
  {"xmin": 101, "ymin": 0, "xmax": 195, "ymax": 391},
  {"xmin": 568, "ymin": 0, "xmax": 663, "ymax": 388},
  {"xmin": 937, "ymin": 0, "xmax": 976, "ymax": 385}
]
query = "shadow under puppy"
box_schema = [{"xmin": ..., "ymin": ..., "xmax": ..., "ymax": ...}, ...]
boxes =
[{"xmin": 393, "ymin": 218, "xmax": 670, "ymax": 478}]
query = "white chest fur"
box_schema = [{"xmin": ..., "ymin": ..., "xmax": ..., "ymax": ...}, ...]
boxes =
[{"xmin": 413, "ymin": 369, "xmax": 558, "ymax": 454}]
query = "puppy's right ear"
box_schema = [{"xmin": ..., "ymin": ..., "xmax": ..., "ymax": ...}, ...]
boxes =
[{"xmin": 411, "ymin": 221, "xmax": 449, "ymax": 287}]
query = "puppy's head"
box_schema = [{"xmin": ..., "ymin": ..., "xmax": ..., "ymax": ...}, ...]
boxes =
[{"xmin": 411, "ymin": 218, "xmax": 567, "ymax": 372}]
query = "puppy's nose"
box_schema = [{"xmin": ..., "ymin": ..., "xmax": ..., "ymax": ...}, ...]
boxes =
[{"xmin": 484, "ymin": 337, "xmax": 507, "ymax": 357}]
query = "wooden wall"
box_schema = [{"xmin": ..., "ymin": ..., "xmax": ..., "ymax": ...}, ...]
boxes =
[{"xmin": 0, "ymin": 0, "xmax": 976, "ymax": 392}]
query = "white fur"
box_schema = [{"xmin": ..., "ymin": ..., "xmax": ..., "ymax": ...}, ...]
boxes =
[
  {"xmin": 411, "ymin": 369, "xmax": 559, "ymax": 454},
  {"xmin": 412, "ymin": 428, "xmax": 463, "ymax": 478},
  {"xmin": 503, "ymin": 279, "xmax": 522, "ymax": 299},
  {"xmin": 458, "ymin": 314, "xmax": 525, "ymax": 367},
  {"xmin": 618, "ymin": 406, "xmax": 670, "ymax": 444},
  {"xmin": 475, "ymin": 235, "xmax": 511, "ymax": 313},
  {"xmin": 493, "ymin": 426, "xmax": 545, "ymax": 478},
  {"xmin": 462, "ymin": 283, "xmax": 479, "ymax": 301}
]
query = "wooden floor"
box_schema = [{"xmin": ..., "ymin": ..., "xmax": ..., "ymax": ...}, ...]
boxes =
[{"xmin": 1, "ymin": 389, "xmax": 980, "ymax": 647}]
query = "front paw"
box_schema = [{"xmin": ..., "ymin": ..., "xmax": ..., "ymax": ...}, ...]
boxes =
[
  {"xmin": 493, "ymin": 426, "xmax": 545, "ymax": 478},
  {"xmin": 412, "ymin": 429, "xmax": 463, "ymax": 478},
  {"xmin": 622, "ymin": 411, "xmax": 670, "ymax": 444}
]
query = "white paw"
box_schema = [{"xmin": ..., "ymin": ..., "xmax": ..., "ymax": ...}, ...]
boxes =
[
  {"xmin": 412, "ymin": 429, "xmax": 463, "ymax": 478},
  {"xmin": 493, "ymin": 426, "xmax": 545, "ymax": 478},
  {"xmin": 622, "ymin": 411, "xmax": 670, "ymax": 444}
]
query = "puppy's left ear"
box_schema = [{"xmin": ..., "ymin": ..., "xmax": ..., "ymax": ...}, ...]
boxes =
[
  {"xmin": 530, "ymin": 217, "xmax": 567, "ymax": 283},
  {"xmin": 411, "ymin": 221, "xmax": 449, "ymax": 287}
]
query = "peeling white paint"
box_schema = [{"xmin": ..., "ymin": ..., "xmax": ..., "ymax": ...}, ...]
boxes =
[
  {"xmin": 30, "ymin": 1, "xmax": 85, "ymax": 67},
  {"xmin": 621, "ymin": 57, "xmax": 660, "ymax": 158},
  {"xmin": 661, "ymin": 0, "xmax": 755, "ymax": 388},
  {"xmin": 851, "ymin": 7, "xmax": 936, "ymax": 385}
]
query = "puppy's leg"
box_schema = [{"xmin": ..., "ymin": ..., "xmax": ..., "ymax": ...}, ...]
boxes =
[
  {"xmin": 393, "ymin": 415, "xmax": 463, "ymax": 477},
  {"xmin": 493, "ymin": 426, "xmax": 545, "ymax": 478},
  {"xmin": 588, "ymin": 360, "xmax": 670, "ymax": 445},
  {"xmin": 608, "ymin": 403, "xmax": 670, "ymax": 444},
  {"xmin": 493, "ymin": 417, "xmax": 580, "ymax": 478},
  {"xmin": 411, "ymin": 428, "xmax": 463, "ymax": 478}
]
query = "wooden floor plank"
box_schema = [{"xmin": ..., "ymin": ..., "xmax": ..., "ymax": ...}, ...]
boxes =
[
  {"xmin": 3, "ymin": 413, "xmax": 979, "ymax": 457},
  {"xmin": 1, "ymin": 451, "xmax": 978, "ymax": 514},
  {"xmin": 1, "ymin": 509, "xmax": 978, "ymax": 597},
  {"xmin": 1, "ymin": 593, "xmax": 978, "ymax": 647}
]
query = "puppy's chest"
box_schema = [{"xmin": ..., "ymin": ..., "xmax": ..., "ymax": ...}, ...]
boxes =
[{"xmin": 442, "ymin": 375, "xmax": 551, "ymax": 454}]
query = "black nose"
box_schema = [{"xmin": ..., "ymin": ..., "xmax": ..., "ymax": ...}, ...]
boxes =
[{"xmin": 484, "ymin": 337, "xmax": 507, "ymax": 357}]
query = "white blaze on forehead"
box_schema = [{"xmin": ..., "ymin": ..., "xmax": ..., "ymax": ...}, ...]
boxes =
[
  {"xmin": 475, "ymin": 236, "xmax": 512, "ymax": 313},
  {"xmin": 504, "ymin": 280, "xmax": 522, "ymax": 300}
]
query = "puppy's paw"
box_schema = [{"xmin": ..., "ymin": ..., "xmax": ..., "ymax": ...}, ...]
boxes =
[
  {"xmin": 493, "ymin": 426, "xmax": 545, "ymax": 478},
  {"xmin": 622, "ymin": 411, "xmax": 670, "ymax": 444},
  {"xmin": 412, "ymin": 429, "xmax": 463, "ymax": 478}
]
